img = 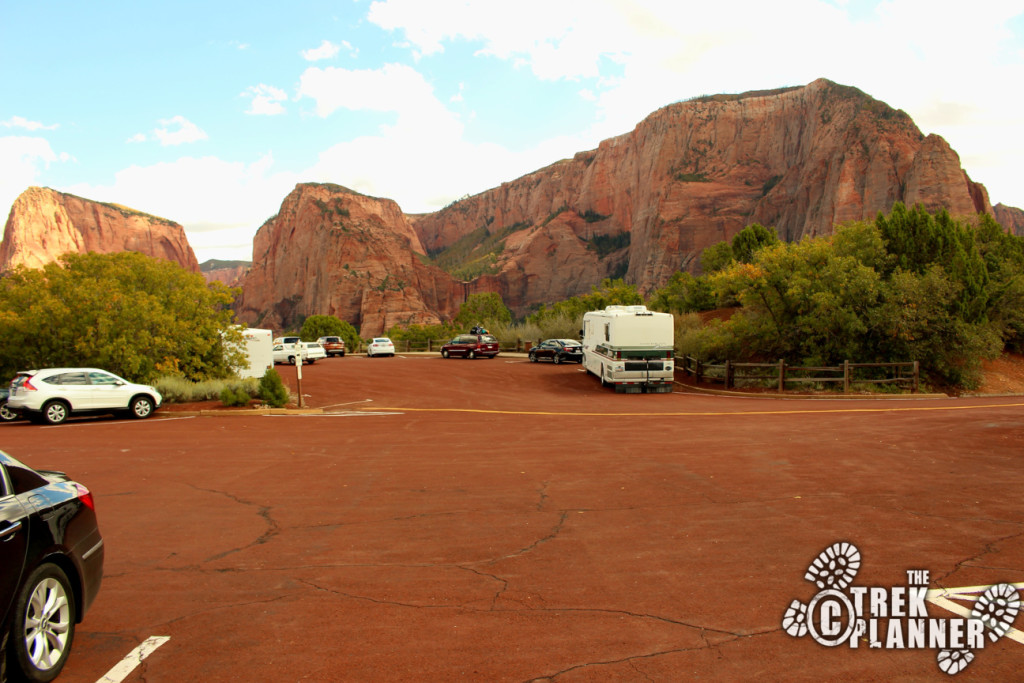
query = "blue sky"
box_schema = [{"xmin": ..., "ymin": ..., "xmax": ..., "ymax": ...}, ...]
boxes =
[{"xmin": 2, "ymin": 0, "xmax": 1022, "ymax": 262}]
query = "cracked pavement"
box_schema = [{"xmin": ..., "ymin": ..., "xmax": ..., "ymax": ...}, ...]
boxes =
[{"xmin": 4, "ymin": 357, "xmax": 1023, "ymax": 681}]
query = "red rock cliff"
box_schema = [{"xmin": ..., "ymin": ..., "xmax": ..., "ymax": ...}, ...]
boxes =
[
  {"xmin": 411, "ymin": 79, "xmax": 993, "ymax": 305},
  {"xmin": 234, "ymin": 183, "xmax": 463, "ymax": 336},
  {"xmin": 994, "ymin": 204, "xmax": 1024, "ymax": 238},
  {"xmin": 0, "ymin": 186, "xmax": 199, "ymax": 272}
]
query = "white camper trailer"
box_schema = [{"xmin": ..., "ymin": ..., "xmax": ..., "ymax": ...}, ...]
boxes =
[
  {"xmin": 581, "ymin": 306, "xmax": 674, "ymax": 393},
  {"xmin": 237, "ymin": 328, "xmax": 273, "ymax": 379}
]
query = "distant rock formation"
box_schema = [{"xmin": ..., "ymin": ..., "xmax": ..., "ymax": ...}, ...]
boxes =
[
  {"xmin": 200, "ymin": 259, "xmax": 250, "ymax": 287},
  {"xmin": 411, "ymin": 79, "xmax": 993, "ymax": 311},
  {"xmin": 994, "ymin": 204, "xmax": 1024, "ymax": 238},
  {"xmin": 234, "ymin": 183, "xmax": 463, "ymax": 335},
  {"xmin": 0, "ymin": 186, "xmax": 199, "ymax": 272}
]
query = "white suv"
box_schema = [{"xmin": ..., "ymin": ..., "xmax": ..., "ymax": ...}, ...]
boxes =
[{"xmin": 7, "ymin": 368, "xmax": 163, "ymax": 425}]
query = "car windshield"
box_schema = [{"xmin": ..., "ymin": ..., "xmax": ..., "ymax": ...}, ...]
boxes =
[
  {"xmin": 558, "ymin": 339, "xmax": 580, "ymax": 345},
  {"xmin": 481, "ymin": 335, "xmax": 497, "ymax": 343},
  {"xmin": 373, "ymin": 338, "xmax": 390, "ymax": 343}
]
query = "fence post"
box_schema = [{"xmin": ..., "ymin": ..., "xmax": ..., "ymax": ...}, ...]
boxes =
[
  {"xmin": 843, "ymin": 360, "xmax": 850, "ymax": 393},
  {"xmin": 912, "ymin": 361, "xmax": 919, "ymax": 393},
  {"xmin": 778, "ymin": 359, "xmax": 785, "ymax": 393},
  {"xmin": 725, "ymin": 360, "xmax": 732, "ymax": 389},
  {"xmin": 696, "ymin": 358, "xmax": 703, "ymax": 384}
]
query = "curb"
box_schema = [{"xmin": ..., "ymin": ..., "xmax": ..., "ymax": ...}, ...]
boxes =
[{"xmin": 165, "ymin": 407, "xmax": 325, "ymax": 416}]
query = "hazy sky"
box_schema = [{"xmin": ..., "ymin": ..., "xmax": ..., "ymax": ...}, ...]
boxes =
[{"xmin": 2, "ymin": 0, "xmax": 1022, "ymax": 262}]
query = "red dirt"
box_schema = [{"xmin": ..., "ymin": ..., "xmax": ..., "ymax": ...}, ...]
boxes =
[
  {"xmin": 976, "ymin": 352, "xmax": 1024, "ymax": 394},
  {"xmin": 4, "ymin": 354, "xmax": 1022, "ymax": 682}
]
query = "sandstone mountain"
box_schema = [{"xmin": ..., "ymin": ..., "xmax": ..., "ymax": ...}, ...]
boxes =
[
  {"xmin": 994, "ymin": 204, "xmax": 1024, "ymax": 238},
  {"xmin": 200, "ymin": 259, "xmax": 250, "ymax": 287},
  {"xmin": 234, "ymin": 183, "xmax": 463, "ymax": 333},
  {"xmin": 235, "ymin": 79, "xmax": 1017, "ymax": 335},
  {"xmin": 0, "ymin": 186, "xmax": 199, "ymax": 273},
  {"xmin": 411, "ymin": 79, "xmax": 992, "ymax": 314}
]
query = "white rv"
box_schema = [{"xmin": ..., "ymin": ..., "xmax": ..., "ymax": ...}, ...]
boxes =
[
  {"xmin": 237, "ymin": 328, "xmax": 273, "ymax": 378},
  {"xmin": 581, "ymin": 306, "xmax": 675, "ymax": 393}
]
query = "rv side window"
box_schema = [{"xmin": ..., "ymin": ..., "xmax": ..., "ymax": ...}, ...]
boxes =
[{"xmin": 604, "ymin": 323, "xmax": 610, "ymax": 342}]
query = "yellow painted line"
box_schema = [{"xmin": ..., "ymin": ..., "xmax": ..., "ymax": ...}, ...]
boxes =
[{"xmin": 356, "ymin": 401, "xmax": 1024, "ymax": 418}]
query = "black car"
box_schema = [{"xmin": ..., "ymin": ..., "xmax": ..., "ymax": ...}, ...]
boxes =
[
  {"xmin": 529, "ymin": 339, "xmax": 584, "ymax": 364},
  {"xmin": 1, "ymin": 450, "xmax": 104, "ymax": 682}
]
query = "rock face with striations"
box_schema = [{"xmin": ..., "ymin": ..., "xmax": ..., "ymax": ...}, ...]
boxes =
[
  {"xmin": 411, "ymin": 79, "xmax": 995, "ymax": 310},
  {"xmin": 994, "ymin": 204, "xmax": 1024, "ymax": 238},
  {"xmin": 234, "ymin": 183, "xmax": 463, "ymax": 335},
  {"xmin": 0, "ymin": 186, "xmax": 199, "ymax": 272}
]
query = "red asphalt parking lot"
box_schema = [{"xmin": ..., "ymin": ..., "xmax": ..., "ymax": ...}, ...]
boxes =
[{"xmin": 3, "ymin": 354, "xmax": 1023, "ymax": 682}]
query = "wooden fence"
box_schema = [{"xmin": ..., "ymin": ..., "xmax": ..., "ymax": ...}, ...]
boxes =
[{"xmin": 679, "ymin": 357, "xmax": 919, "ymax": 393}]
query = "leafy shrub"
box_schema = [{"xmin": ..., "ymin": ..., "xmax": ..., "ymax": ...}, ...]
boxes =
[
  {"xmin": 220, "ymin": 386, "xmax": 251, "ymax": 407},
  {"xmin": 259, "ymin": 368, "xmax": 290, "ymax": 408}
]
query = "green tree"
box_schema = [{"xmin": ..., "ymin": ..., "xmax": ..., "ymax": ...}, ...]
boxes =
[
  {"xmin": 647, "ymin": 272, "xmax": 716, "ymax": 314},
  {"xmin": 731, "ymin": 223, "xmax": 779, "ymax": 264},
  {"xmin": 700, "ymin": 241, "xmax": 734, "ymax": 274},
  {"xmin": 0, "ymin": 251, "xmax": 243, "ymax": 382},
  {"xmin": 300, "ymin": 314, "xmax": 360, "ymax": 350},
  {"xmin": 875, "ymin": 203, "xmax": 989, "ymax": 322},
  {"xmin": 454, "ymin": 292, "xmax": 512, "ymax": 329}
]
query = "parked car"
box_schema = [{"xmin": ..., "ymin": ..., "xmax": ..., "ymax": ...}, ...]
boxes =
[
  {"xmin": 6, "ymin": 369, "xmax": 162, "ymax": 425},
  {"xmin": 303, "ymin": 343, "xmax": 327, "ymax": 363},
  {"xmin": 366, "ymin": 338, "xmax": 396, "ymax": 357},
  {"xmin": 1, "ymin": 386, "xmax": 19, "ymax": 422},
  {"xmin": 441, "ymin": 334, "xmax": 500, "ymax": 359},
  {"xmin": 317, "ymin": 336, "xmax": 346, "ymax": 357},
  {"xmin": 272, "ymin": 342, "xmax": 326, "ymax": 365},
  {"xmin": 529, "ymin": 338, "xmax": 584, "ymax": 364},
  {"xmin": 0, "ymin": 449, "xmax": 104, "ymax": 682}
]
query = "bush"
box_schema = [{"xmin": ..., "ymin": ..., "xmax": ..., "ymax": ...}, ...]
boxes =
[
  {"xmin": 154, "ymin": 376, "xmax": 258, "ymax": 403},
  {"xmin": 258, "ymin": 368, "xmax": 290, "ymax": 408},
  {"xmin": 220, "ymin": 386, "xmax": 252, "ymax": 407}
]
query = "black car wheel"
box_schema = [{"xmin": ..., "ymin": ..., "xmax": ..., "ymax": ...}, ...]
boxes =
[
  {"xmin": 529, "ymin": 352, "xmax": 537, "ymax": 363},
  {"xmin": 288, "ymin": 356, "xmax": 297, "ymax": 365},
  {"xmin": 442, "ymin": 349, "xmax": 450, "ymax": 358},
  {"xmin": 467, "ymin": 350, "xmax": 476, "ymax": 360},
  {"xmin": 42, "ymin": 401, "xmax": 69, "ymax": 425},
  {"xmin": 130, "ymin": 396, "xmax": 154, "ymax": 419},
  {"xmin": 7, "ymin": 563, "xmax": 77, "ymax": 683},
  {"xmin": 553, "ymin": 354, "xmax": 562, "ymax": 365},
  {"xmin": 0, "ymin": 400, "xmax": 17, "ymax": 422}
]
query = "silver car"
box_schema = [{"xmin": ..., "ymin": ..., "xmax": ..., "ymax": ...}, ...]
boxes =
[{"xmin": 7, "ymin": 368, "xmax": 162, "ymax": 425}]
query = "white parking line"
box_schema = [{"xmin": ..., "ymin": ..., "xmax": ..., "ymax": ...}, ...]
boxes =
[
  {"xmin": 97, "ymin": 636, "xmax": 170, "ymax": 683},
  {"xmin": 41, "ymin": 415, "xmax": 195, "ymax": 429}
]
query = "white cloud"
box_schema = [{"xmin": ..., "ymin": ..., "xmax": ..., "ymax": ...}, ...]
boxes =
[
  {"xmin": 0, "ymin": 136, "xmax": 68, "ymax": 228},
  {"xmin": 1, "ymin": 116, "xmax": 59, "ymax": 131},
  {"xmin": 153, "ymin": 116, "xmax": 208, "ymax": 146},
  {"xmin": 367, "ymin": 0, "xmax": 1024, "ymax": 208},
  {"xmin": 243, "ymin": 84, "xmax": 288, "ymax": 116},
  {"xmin": 126, "ymin": 132, "xmax": 147, "ymax": 144},
  {"xmin": 66, "ymin": 154, "xmax": 300, "ymax": 262},
  {"xmin": 297, "ymin": 63, "xmax": 458, "ymax": 138},
  {"xmin": 302, "ymin": 40, "xmax": 341, "ymax": 61}
]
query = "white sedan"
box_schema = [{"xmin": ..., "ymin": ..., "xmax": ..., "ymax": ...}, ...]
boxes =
[{"xmin": 366, "ymin": 337, "xmax": 396, "ymax": 357}]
